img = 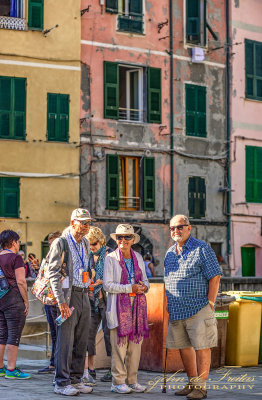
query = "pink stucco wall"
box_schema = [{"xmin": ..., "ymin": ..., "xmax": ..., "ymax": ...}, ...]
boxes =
[{"xmin": 230, "ymin": 0, "xmax": 262, "ymax": 275}]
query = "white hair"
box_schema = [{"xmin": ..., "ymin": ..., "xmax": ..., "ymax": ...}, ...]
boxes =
[{"xmin": 170, "ymin": 214, "xmax": 190, "ymax": 226}]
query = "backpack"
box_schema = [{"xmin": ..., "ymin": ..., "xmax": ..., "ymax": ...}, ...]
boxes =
[{"xmin": 31, "ymin": 237, "xmax": 69, "ymax": 305}]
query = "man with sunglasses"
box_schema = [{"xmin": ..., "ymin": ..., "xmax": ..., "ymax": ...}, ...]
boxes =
[
  {"xmin": 164, "ymin": 215, "xmax": 222, "ymax": 400},
  {"xmin": 48, "ymin": 208, "xmax": 95, "ymax": 396}
]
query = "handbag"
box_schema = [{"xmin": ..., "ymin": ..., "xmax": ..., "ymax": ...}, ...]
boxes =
[
  {"xmin": 0, "ymin": 266, "xmax": 10, "ymax": 299},
  {"xmin": 31, "ymin": 238, "xmax": 69, "ymax": 305}
]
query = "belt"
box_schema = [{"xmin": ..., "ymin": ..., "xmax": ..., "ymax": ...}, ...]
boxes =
[{"xmin": 72, "ymin": 285, "xmax": 89, "ymax": 293}]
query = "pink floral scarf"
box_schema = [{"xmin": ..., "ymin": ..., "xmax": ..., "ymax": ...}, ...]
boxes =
[{"xmin": 116, "ymin": 248, "xmax": 149, "ymax": 345}]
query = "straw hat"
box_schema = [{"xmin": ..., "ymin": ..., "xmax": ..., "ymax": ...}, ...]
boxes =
[{"xmin": 110, "ymin": 224, "xmax": 140, "ymax": 244}]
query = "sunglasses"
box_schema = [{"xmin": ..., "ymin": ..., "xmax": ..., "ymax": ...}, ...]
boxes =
[
  {"xmin": 116, "ymin": 235, "xmax": 134, "ymax": 241},
  {"xmin": 77, "ymin": 220, "xmax": 90, "ymax": 226},
  {"xmin": 90, "ymin": 241, "xmax": 98, "ymax": 246},
  {"xmin": 169, "ymin": 225, "xmax": 189, "ymax": 232}
]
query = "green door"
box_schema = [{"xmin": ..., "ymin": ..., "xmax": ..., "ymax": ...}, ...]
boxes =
[{"xmin": 241, "ymin": 247, "xmax": 255, "ymax": 276}]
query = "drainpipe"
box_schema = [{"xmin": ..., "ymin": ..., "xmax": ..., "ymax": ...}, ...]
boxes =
[
  {"xmin": 169, "ymin": 0, "xmax": 174, "ymax": 217},
  {"xmin": 226, "ymin": 0, "xmax": 231, "ymax": 260}
]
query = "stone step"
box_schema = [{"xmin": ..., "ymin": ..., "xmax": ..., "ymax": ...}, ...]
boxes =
[{"xmin": 16, "ymin": 344, "xmax": 49, "ymax": 360}]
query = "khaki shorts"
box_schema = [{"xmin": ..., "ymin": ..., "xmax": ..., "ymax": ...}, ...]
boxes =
[{"xmin": 166, "ymin": 304, "xmax": 218, "ymax": 350}]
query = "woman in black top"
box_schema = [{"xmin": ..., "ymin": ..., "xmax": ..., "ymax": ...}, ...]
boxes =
[{"xmin": 0, "ymin": 230, "xmax": 30, "ymax": 379}]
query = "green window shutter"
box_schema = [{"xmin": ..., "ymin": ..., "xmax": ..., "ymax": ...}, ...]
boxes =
[
  {"xmin": 257, "ymin": 147, "xmax": 262, "ymax": 201},
  {"xmin": 13, "ymin": 78, "xmax": 26, "ymax": 139},
  {"xmin": 188, "ymin": 177, "xmax": 206, "ymax": 218},
  {"xmin": 0, "ymin": 77, "xmax": 11, "ymax": 138},
  {"xmin": 148, "ymin": 67, "xmax": 161, "ymax": 124},
  {"xmin": 245, "ymin": 39, "xmax": 262, "ymax": 100},
  {"xmin": 0, "ymin": 178, "xmax": 19, "ymax": 218},
  {"xmin": 186, "ymin": 84, "xmax": 206, "ymax": 137},
  {"xmin": 106, "ymin": 0, "xmax": 118, "ymax": 13},
  {"xmin": 246, "ymin": 146, "xmax": 256, "ymax": 201},
  {"xmin": 143, "ymin": 157, "xmax": 155, "ymax": 211},
  {"xmin": 58, "ymin": 94, "xmax": 69, "ymax": 141},
  {"xmin": 106, "ymin": 154, "xmax": 119, "ymax": 210},
  {"xmin": 104, "ymin": 62, "xmax": 119, "ymax": 120},
  {"xmin": 245, "ymin": 40, "xmax": 254, "ymax": 98},
  {"xmin": 47, "ymin": 94, "xmax": 69, "ymax": 142},
  {"xmin": 187, "ymin": 0, "xmax": 200, "ymax": 43},
  {"xmin": 28, "ymin": 0, "xmax": 44, "ymax": 30}
]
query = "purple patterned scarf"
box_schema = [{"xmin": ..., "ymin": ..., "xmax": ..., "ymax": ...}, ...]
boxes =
[{"xmin": 116, "ymin": 248, "xmax": 149, "ymax": 345}]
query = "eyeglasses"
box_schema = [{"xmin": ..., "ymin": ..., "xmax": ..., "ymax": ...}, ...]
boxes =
[
  {"xmin": 90, "ymin": 241, "xmax": 98, "ymax": 246},
  {"xmin": 169, "ymin": 225, "xmax": 189, "ymax": 232},
  {"xmin": 76, "ymin": 220, "xmax": 90, "ymax": 226},
  {"xmin": 116, "ymin": 235, "xmax": 134, "ymax": 241}
]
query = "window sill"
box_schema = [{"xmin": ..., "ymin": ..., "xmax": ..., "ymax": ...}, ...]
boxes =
[
  {"xmin": 0, "ymin": 16, "xmax": 26, "ymax": 31},
  {"xmin": 245, "ymin": 96, "xmax": 262, "ymax": 103},
  {"xmin": 186, "ymin": 133, "xmax": 207, "ymax": 139},
  {"xmin": 0, "ymin": 136, "xmax": 26, "ymax": 141}
]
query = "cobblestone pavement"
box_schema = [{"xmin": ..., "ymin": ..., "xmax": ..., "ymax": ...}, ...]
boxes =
[{"xmin": 0, "ymin": 360, "xmax": 262, "ymax": 400}]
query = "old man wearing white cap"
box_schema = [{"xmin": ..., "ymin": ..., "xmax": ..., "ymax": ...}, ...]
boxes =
[
  {"xmin": 48, "ymin": 208, "xmax": 94, "ymax": 396},
  {"xmin": 103, "ymin": 224, "xmax": 150, "ymax": 394}
]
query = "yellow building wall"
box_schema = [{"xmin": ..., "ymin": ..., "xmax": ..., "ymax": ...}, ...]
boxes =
[{"xmin": 0, "ymin": 0, "xmax": 81, "ymax": 258}]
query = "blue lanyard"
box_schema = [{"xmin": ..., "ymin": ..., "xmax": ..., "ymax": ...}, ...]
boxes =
[
  {"xmin": 124, "ymin": 257, "xmax": 134, "ymax": 282},
  {"xmin": 3, "ymin": 249, "xmax": 14, "ymax": 253},
  {"xmin": 69, "ymin": 233, "xmax": 85, "ymax": 269},
  {"xmin": 176, "ymin": 236, "xmax": 192, "ymax": 261}
]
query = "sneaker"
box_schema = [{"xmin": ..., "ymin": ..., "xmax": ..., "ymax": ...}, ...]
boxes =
[
  {"xmin": 88, "ymin": 368, "xmax": 96, "ymax": 379},
  {"xmin": 0, "ymin": 366, "xmax": 6, "ymax": 377},
  {"xmin": 5, "ymin": 367, "xmax": 31, "ymax": 380},
  {"xmin": 38, "ymin": 365, "xmax": 55, "ymax": 374},
  {"xmin": 111, "ymin": 383, "xmax": 133, "ymax": 394},
  {"xmin": 72, "ymin": 382, "xmax": 93, "ymax": 394},
  {"xmin": 100, "ymin": 369, "xmax": 112, "ymax": 382},
  {"xmin": 82, "ymin": 371, "xmax": 96, "ymax": 386},
  {"xmin": 53, "ymin": 377, "xmax": 56, "ymax": 386},
  {"xmin": 129, "ymin": 382, "xmax": 147, "ymax": 392},
  {"xmin": 54, "ymin": 384, "xmax": 79, "ymax": 396}
]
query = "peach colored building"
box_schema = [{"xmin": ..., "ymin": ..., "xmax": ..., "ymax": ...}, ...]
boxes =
[
  {"xmin": 230, "ymin": 0, "xmax": 262, "ymax": 276},
  {"xmin": 80, "ymin": 0, "xmax": 227, "ymax": 273}
]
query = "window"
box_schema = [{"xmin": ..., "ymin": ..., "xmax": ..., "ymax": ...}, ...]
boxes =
[
  {"xmin": 245, "ymin": 39, "xmax": 262, "ymax": 101},
  {"xmin": 186, "ymin": 0, "xmax": 206, "ymax": 46},
  {"xmin": 106, "ymin": 154, "xmax": 155, "ymax": 211},
  {"xmin": 188, "ymin": 176, "xmax": 206, "ymax": 219},
  {"xmin": 0, "ymin": 0, "xmax": 26, "ymax": 30},
  {"xmin": 0, "ymin": 76, "xmax": 26, "ymax": 140},
  {"xmin": 210, "ymin": 242, "xmax": 223, "ymax": 263},
  {"xmin": 104, "ymin": 61, "xmax": 161, "ymax": 124},
  {"xmin": 47, "ymin": 93, "xmax": 69, "ymax": 142},
  {"xmin": 28, "ymin": 0, "xmax": 43, "ymax": 30},
  {"xmin": 246, "ymin": 146, "xmax": 262, "ymax": 203},
  {"xmin": 0, "ymin": 177, "xmax": 20, "ymax": 218},
  {"xmin": 106, "ymin": 0, "xmax": 143, "ymax": 34},
  {"xmin": 186, "ymin": 84, "xmax": 206, "ymax": 137}
]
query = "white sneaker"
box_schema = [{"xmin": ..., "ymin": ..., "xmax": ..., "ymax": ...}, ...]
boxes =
[
  {"xmin": 111, "ymin": 383, "xmax": 133, "ymax": 394},
  {"xmin": 129, "ymin": 382, "xmax": 147, "ymax": 392},
  {"xmin": 54, "ymin": 384, "xmax": 80, "ymax": 396},
  {"xmin": 82, "ymin": 371, "xmax": 96, "ymax": 386},
  {"xmin": 72, "ymin": 382, "xmax": 93, "ymax": 394}
]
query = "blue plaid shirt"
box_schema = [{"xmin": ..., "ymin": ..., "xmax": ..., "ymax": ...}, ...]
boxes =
[{"xmin": 164, "ymin": 236, "xmax": 222, "ymax": 321}]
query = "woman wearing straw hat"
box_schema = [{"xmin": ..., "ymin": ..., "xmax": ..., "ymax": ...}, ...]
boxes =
[{"xmin": 103, "ymin": 224, "xmax": 149, "ymax": 394}]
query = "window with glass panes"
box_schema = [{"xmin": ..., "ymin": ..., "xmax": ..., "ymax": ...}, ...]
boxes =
[
  {"xmin": 0, "ymin": 178, "xmax": 19, "ymax": 218},
  {"xmin": 246, "ymin": 146, "xmax": 262, "ymax": 203},
  {"xmin": 0, "ymin": 76, "xmax": 26, "ymax": 140},
  {"xmin": 186, "ymin": 84, "xmax": 206, "ymax": 137},
  {"xmin": 188, "ymin": 176, "xmax": 206, "ymax": 218},
  {"xmin": 245, "ymin": 39, "xmax": 262, "ymax": 101},
  {"xmin": 47, "ymin": 93, "xmax": 69, "ymax": 142},
  {"xmin": 104, "ymin": 61, "xmax": 161, "ymax": 124},
  {"xmin": 186, "ymin": 0, "xmax": 206, "ymax": 46},
  {"xmin": 106, "ymin": 154, "xmax": 155, "ymax": 211}
]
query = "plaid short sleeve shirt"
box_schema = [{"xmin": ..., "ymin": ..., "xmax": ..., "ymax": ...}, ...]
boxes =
[{"xmin": 164, "ymin": 236, "xmax": 222, "ymax": 321}]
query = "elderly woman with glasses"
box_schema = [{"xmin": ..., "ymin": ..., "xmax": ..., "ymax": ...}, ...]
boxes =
[
  {"xmin": 82, "ymin": 227, "xmax": 112, "ymax": 385},
  {"xmin": 103, "ymin": 224, "xmax": 149, "ymax": 394}
]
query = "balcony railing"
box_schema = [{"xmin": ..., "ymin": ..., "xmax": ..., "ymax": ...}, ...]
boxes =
[
  {"xmin": 119, "ymin": 107, "xmax": 143, "ymax": 122},
  {"xmin": 0, "ymin": 16, "xmax": 26, "ymax": 30},
  {"xmin": 119, "ymin": 196, "xmax": 140, "ymax": 210}
]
